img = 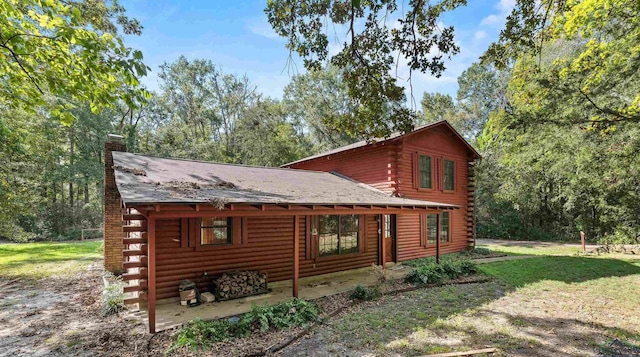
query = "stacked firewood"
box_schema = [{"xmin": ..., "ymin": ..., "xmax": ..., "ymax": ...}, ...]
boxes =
[{"xmin": 212, "ymin": 271, "xmax": 268, "ymax": 301}]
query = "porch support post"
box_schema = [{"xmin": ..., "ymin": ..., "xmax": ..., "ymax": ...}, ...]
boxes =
[
  {"xmin": 293, "ymin": 215, "xmax": 300, "ymax": 298},
  {"xmin": 380, "ymin": 215, "xmax": 386, "ymax": 270},
  {"xmin": 436, "ymin": 213, "xmax": 441, "ymax": 264},
  {"xmin": 148, "ymin": 216, "xmax": 156, "ymax": 333}
]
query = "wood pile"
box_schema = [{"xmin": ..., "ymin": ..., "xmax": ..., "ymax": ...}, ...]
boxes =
[{"xmin": 211, "ymin": 271, "xmax": 268, "ymax": 301}]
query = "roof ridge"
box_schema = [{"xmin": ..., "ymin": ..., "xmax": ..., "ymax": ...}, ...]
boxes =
[
  {"xmin": 114, "ymin": 151, "xmax": 328, "ymax": 174},
  {"xmin": 281, "ymin": 120, "xmax": 480, "ymax": 167}
]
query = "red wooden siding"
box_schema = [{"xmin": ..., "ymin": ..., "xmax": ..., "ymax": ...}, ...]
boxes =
[
  {"xmin": 395, "ymin": 126, "xmax": 471, "ymax": 261},
  {"xmin": 287, "ymin": 145, "xmax": 396, "ymax": 194},
  {"xmin": 287, "ymin": 124, "xmax": 476, "ymax": 262},
  {"xmin": 155, "ymin": 215, "xmax": 379, "ymax": 301}
]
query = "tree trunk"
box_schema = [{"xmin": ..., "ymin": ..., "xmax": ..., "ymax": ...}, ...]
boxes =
[
  {"xmin": 69, "ymin": 127, "xmax": 75, "ymax": 219},
  {"xmin": 84, "ymin": 178, "xmax": 89, "ymax": 206}
]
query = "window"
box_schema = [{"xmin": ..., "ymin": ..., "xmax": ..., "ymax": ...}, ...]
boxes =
[
  {"xmin": 426, "ymin": 214, "xmax": 438, "ymax": 244},
  {"xmin": 201, "ymin": 217, "xmax": 232, "ymax": 245},
  {"xmin": 425, "ymin": 212, "xmax": 451, "ymax": 244},
  {"xmin": 383, "ymin": 215, "xmax": 392, "ymax": 238},
  {"xmin": 419, "ymin": 155, "xmax": 432, "ymax": 189},
  {"xmin": 444, "ymin": 160, "xmax": 455, "ymax": 191},
  {"xmin": 440, "ymin": 212, "xmax": 450, "ymax": 243},
  {"xmin": 318, "ymin": 215, "xmax": 359, "ymax": 256}
]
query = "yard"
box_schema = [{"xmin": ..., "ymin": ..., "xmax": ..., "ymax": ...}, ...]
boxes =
[
  {"xmin": 281, "ymin": 243, "xmax": 640, "ymax": 356},
  {"xmin": 1, "ymin": 240, "xmax": 639, "ymax": 356}
]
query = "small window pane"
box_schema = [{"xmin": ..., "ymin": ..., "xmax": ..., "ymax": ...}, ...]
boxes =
[
  {"xmin": 318, "ymin": 215, "xmax": 360, "ymax": 256},
  {"xmin": 384, "ymin": 215, "xmax": 392, "ymax": 238},
  {"xmin": 340, "ymin": 215, "xmax": 359, "ymax": 254},
  {"xmin": 201, "ymin": 217, "xmax": 231, "ymax": 245},
  {"xmin": 427, "ymin": 214, "xmax": 437, "ymax": 244},
  {"xmin": 444, "ymin": 160, "xmax": 454, "ymax": 190},
  {"xmin": 440, "ymin": 212, "xmax": 450, "ymax": 243},
  {"xmin": 419, "ymin": 155, "xmax": 432, "ymax": 189},
  {"xmin": 319, "ymin": 215, "xmax": 339, "ymax": 256}
]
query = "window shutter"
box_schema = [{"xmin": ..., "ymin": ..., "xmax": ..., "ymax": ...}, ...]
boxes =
[
  {"xmin": 180, "ymin": 218, "xmax": 189, "ymax": 248},
  {"xmin": 435, "ymin": 157, "xmax": 441, "ymax": 191},
  {"xmin": 359, "ymin": 215, "xmax": 367, "ymax": 253},
  {"xmin": 412, "ymin": 152, "xmax": 418, "ymax": 189},
  {"xmin": 305, "ymin": 216, "xmax": 312, "ymax": 260},
  {"xmin": 191, "ymin": 218, "xmax": 200, "ymax": 247},
  {"xmin": 419, "ymin": 214, "xmax": 426, "ymax": 247},
  {"xmin": 232, "ymin": 217, "xmax": 242, "ymax": 245},
  {"xmin": 241, "ymin": 218, "xmax": 249, "ymax": 244},
  {"xmin": 310, "ymin": 216, "xmax": 318, "ymax": 259}
]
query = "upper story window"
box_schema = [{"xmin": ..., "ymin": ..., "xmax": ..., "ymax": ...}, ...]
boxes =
[
  {"xmin": 201, "ymin": 217, "xmax": 232, "ymax": 245},
  {"xmin": 318, "ymin": 215, "xmax": 360, "ymax": 256},
  {"xmin": 444, "ymin": 159, "xmax": 455, "ymax": 191},
  {"xmin": 419, "ymin": 155, "xmax": 432, "ymax": 189}
]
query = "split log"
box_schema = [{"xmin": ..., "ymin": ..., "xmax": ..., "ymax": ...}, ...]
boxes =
[{"xmin": 211, "ymin": 271, "xmax": 268, "ymax": 301}]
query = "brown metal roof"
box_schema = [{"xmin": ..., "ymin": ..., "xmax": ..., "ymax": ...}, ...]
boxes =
[
  {"xmin": 112, "ymin": 152, "xmax": 458, "ymax": 209},
  {"xmin": 282, "ymin": 120, "xmax": 481, "ymax": 167}
]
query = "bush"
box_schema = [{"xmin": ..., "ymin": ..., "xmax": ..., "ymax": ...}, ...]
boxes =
[
  {"xmin": 243, "ymin": 298, "xmax": 320, "ymax": 332},
  {"xmin": 101, "ymin": 274, "xmax": 126, "ymax": 316},
  {"xmin": 349, "ymin": 284, "xmax": 381, "ymax": 301},
  {"xmin": 405, "ymin": 259, "xmax": 478, "ymax": 286},
  {"xmin": 369, "ymin": 263, "xmax": 388, "ymax": 284},
  {"xmin": 458, "ymin": 247, "xmax": 493, "ymax": 258},
  {"xmin": 170, "ymin": 298, "xmax": 321, "ymax": 352},
  {"xmin": 171, "ymin": 318, "xmax": 250, "ymax": 352}
]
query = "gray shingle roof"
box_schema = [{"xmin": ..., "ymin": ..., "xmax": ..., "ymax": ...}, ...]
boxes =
[
  {"xmin": 282, "ymin": 120, "xmax": 480, "ymax": 167},
  {"xmin": 112, "ymin": 152, "xmax": 458, "ymax": 209}
]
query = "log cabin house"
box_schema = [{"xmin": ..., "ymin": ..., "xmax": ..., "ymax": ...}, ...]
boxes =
[{"xmin": 103, "ymin": 120, "xmax": 480, "ymax": 333}]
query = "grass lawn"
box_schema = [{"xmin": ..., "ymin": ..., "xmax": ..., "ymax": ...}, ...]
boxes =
[
  {"xmin": 476, "ymin": 241, "xmax": 591, "ymax": 257},
  {"xmin": 306, "ymin": 254, "xmax": 640, "ymax": 356},
  {"xmin": 0, "ymin": 241, "xmax": 103, "ymax": 280}
]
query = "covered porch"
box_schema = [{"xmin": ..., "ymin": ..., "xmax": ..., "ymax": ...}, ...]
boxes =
[
  {"xmin": 110, "ymin": 151, "xmax": 457, "ymax": 333},
  {"xmin": 127, "ymin": 263, "xmax": 410, "ymax": 332}
]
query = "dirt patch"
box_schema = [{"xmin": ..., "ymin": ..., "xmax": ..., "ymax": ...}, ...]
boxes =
[{"xmin": 0, "ymin": 262, "xmax": 150, "ymax": 357}]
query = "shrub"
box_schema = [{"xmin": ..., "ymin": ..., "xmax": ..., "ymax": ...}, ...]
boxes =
[
  {"xmin": 243, "ymin": 298, "xmax": 320, "ymax": 332},
  {"xmin": 171, "ymin": 318, "xmax": 250, "ymax": 352},
  {"xmin": 459, "ymin": 247, "xmax": 493, "ymax": 257},
  {"xmin": 350, "ymin": 284, "xmax": 381, "ymax": 301},
  {"xmin": 369, "ymin": 263, "xmax": 388, "ymax": 284},
  {"xmin": 405, "ymin": 259, "xmax": 478, "ymax": 286},
  {"xmin": 101, "ymin": 274, "xmax": 126, "ymax": 316},
  {"xmin": 170, "ymin": 298, "xmax": 321, "ymax": 352}
]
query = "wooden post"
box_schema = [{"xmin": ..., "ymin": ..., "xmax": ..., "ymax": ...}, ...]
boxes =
[
  {"xmin": 380, "ymin": 216, "xmax": 387, "ymax": 270},
  {"xmin": 148, "ymin": 217, "xmax": 156, "ymax": 333},
  {"xmin": 293, "ymin": 215, "xmax": 299, "ymax": 298},
  {"xmin": 580, "ymin": 231, "xmax": 586, "ymax": 252},
  {"xmin": 436, "ymin": 213, "xmax": 441, "ymax": 264}
]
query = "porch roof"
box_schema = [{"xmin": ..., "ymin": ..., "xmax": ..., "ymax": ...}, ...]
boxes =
[{"xmin": 112, "ymin": 152, "xmax": 458, "ymax": 209}]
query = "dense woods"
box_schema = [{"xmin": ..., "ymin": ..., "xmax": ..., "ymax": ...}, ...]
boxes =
[{"xmin": 1, "ymin": 0, "xmax": 638, "ymax": 244}]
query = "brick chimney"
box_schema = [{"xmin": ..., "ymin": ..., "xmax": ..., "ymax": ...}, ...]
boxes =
[{"xmin": 104, "ymin": 134, "xmax": 126, "ymax": 273}]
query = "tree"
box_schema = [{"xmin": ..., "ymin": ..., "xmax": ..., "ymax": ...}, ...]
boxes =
[
  {"xmin": 266, "ymin": 0, "xmax": 467, "ymax": 139},
  {"xmin": 482, "ymin": 0, "xmax": 640, "ymax": 127},
  {"xmin": 0, "ymin": 0, "xmax": 150, "ymax": 124},
  {"xmin": 282, "ymin": 66, "xmax": 359, "ymax": 151},
  {"xmin": 419, "ymin": 92, "xmax": 457, "ymax": 124},
  {"xmin": 455, "ymin": 62, "xmax": 510, "ymax": 139},
  {"xmin": 234, "ymin": 98, "xmax": 311, "ymax": 166}
]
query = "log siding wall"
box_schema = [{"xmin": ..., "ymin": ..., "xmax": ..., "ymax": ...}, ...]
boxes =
[
  {"xmin": 286, "ymin": 125, "xmax": 476, "ymax": 263},
  {"xmin": 395, "ymin": 127, "xmax": 472, "ymax": 261},
  {"xmin": 155, "ymin": 215, "xmax": 379, "ymax": 301}
]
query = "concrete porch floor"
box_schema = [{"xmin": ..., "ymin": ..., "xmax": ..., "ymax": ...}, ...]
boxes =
[{"xmin": 127, "ymin": 264, "xmax": 410, "ymax": 332}]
